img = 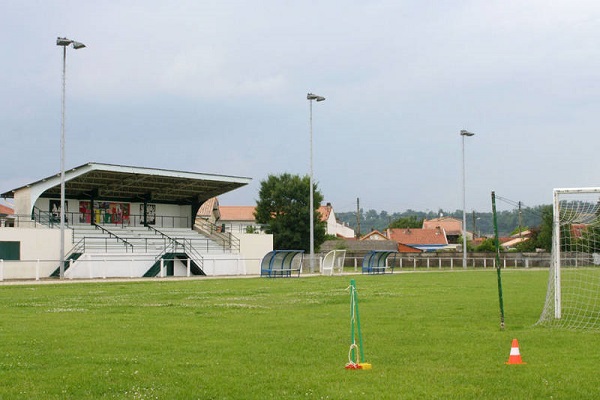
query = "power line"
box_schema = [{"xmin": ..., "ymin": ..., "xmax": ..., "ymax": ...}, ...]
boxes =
[{"xmin": 494, "ymin": 195, "xmax": 546, "ymax": 219}]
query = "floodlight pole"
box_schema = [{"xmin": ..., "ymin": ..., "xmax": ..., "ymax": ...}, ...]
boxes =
[
  {"xmin": 57, "ymin": 37, "xmax": 85, "ymax": 278},
  {"xmin": 307, "ymin": 93, "xmax": 325, "ymax": 273},
  {"xmin": 460, "ymin": 129, "xmax": 475, "ymax": 268}
]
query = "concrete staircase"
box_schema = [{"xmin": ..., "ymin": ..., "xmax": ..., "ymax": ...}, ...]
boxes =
[{"xmin": 60, "ymin": 224, "xmax": 244, "ymax": 278}]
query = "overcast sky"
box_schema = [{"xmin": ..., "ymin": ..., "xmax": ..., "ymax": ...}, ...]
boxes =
[{"xmin": 1, "ymin": 1, "xmax": 598, "ymax": 214}]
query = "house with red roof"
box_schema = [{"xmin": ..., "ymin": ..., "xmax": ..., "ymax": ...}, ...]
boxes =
[
  {"xmin": 219, "ymin": 205, "xmax": 260, "ymax": 233},
  {"xmin": 571, "ymin": 224, "xmax": 588, "ymax": 239},
  {"xmin": 202, "ymin": 198, "xmax": 355, "ymax": 238},
  {"xmin": 500, "ymin": 230, "xmax": 532, "ymax": 250},
  {"xmin": 358, "ymin": 229, "xmax": 422, "ymax": 253},
  {"xmin": 196, "ymin": 197, "xmax": 220, "ymax": 224},
  {"xmin": 319, "ymin": 203, "xmax": 355, "ymax": 238},
  {"xmin": 0, "ymin": 203, "xmax": 14, "ymax": 227},
  {"xmin": 422, "ymin": 216, "xmax": 464, "ymax": 244},
  {"xmin": 360, "ymin": 230, "xmax": 388, "ymax": 241},
  {"xmin": 386, "ymin": 227, "xmax": 449, "ymax": 252}
]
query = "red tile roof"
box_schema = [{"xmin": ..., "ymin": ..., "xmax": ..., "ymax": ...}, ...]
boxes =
[
  {"xmin": 318, "ymin": 204, "xmax": 332, "ymax": 222},
  {"xmin": 571, "ymin": 224, "xmax": 588, "ymax": 239},
  {"xmin": 0, "ymin": 204, "xmax": 13, "ymax": 215},
  {"xmin": 197, "ymin": 197, "xmax": 219, "ymax": 218},
  {"xmin": 359, "ymin": 230, "xmax": 389, "ymax": 241},
  {"xmin": 398, "ymin": 243, "xmax": 423, "ymax": 253},
  {"xmin": 422, "ymin": 217, "xmax": 462, "ymax": 235},
  {"xmin": 387, "ymin": 228, "xmax": 448, "ymax": 245},
  {"xmin": 217, "ymin": 204, "xmax": 328, "ymax": 222},
  {"xmin": 219, "ymin": 206, "xmax": 256, "ymax": 221}
]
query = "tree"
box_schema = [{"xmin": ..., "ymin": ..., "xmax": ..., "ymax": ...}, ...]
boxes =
[
  {"xmin": 475, "ymin": 238, "xmax": 497, "ymax": 252},
  {"xmin": 516, "ymin": 205, "xmax": 553, "ymax": 252},
  {"xmin": 388, "ymin": 215, "xmax": 423, "ymax": 229},
  {"xmin": 535, "ymin": 205, "xmax": 553, "ymax": 251},
  {"xmin": 254, "ymin": 173, "xmax": 326, "ymax": 251}
]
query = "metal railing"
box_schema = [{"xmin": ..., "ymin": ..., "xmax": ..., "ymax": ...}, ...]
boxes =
[
  {"xmin": 19, "ymin": 210, "xmax": 190, "ymax": 229},
  {"xmin": 217, "ymin": 223, "xmax": 268, "ymax": 234},
  {"xmin": 194, "ymin": 219, "xmax": 240, "ymax": 252},
  {"xmin": 147, "ymin": 226, "xmax": 204, "ymax": 271},
  {"xmin": 91, "ymin": 224, "xmax": 134, "ymax": 252},
  {"xmin": 328, "ymin": 254, "xmax": 552, "ymax": 272},
  {"xmin": 0, "ymin": 253, "xmax": 559, "ymax": 282}
]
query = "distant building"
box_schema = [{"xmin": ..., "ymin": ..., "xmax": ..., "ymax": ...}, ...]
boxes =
[
  {"xmin": 360, "ymin": 230, "xmax": 389, "ymax": 241},
  {"xmin": 500, "ymin": 230, "xmax": 532, "ymax": 250},
  {"xmin": 386, "ymin": 227, "xmax": 449, "ymax": 252},
  {"xmin": 219, "ymin": 205, "xmax": 260, "ymax": 233},
  {"xmin": 360, "ymin": 229, "xmax": 427, "ymax": 253},
  {"xmin": 0, "ymin": 203, "xmax": 14, "ymax": 227},
  {"xmin": 196, "ymin": 197, "xmax": 220, "ymax": 225},
  {"xmin": 319, "ymin": 203, "xmax": 355, "ymax": 238},
  {"xmin": 204, "ymin": 199, "xmax": 355, "ymax": 238},
  {"xmin": 422, "ymin": 217, "xmax": 463, "ymax": 244}
]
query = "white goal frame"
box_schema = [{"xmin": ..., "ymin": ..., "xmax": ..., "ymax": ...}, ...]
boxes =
[{"xmin": 538, "ymin": 187, "xmax": 600, "ymax": 329}]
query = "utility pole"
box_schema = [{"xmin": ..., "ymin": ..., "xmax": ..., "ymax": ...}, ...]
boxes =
[
  {"xmin": 356, "ymin": 198, "xmax": 361, "ymax": 238},
  {"xmin": 472, "ymin": 210, "xmax": 477, "ymax": 239},
  {"xmin": 518, "ymin": 201, "xmax": 523, "ymax": 240}
]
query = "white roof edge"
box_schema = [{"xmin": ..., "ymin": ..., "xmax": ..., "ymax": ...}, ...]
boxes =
[
  {"xmin": 85, "ymin": 162, "xmax": 252, "ymax": 183},
  {"xmin": 2, "ymin": 162, "xmax": 252, "ymax": 196}
]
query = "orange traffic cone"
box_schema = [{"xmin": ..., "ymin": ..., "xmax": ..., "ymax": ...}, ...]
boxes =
[{"xmin": 506, "ymin": 338, "xmax": 526, "ymax": 365}]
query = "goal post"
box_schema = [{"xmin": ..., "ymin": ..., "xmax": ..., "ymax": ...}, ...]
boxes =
[{"xmin": 537, "ymin": 187, "xmax": 600, "ymax": 330}]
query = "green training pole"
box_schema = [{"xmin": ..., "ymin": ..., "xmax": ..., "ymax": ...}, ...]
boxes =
[
  {"xmin": 349, "ymin": 280, "xmax": 356, "ymax": 363},
  {"xmin": 349, "ymin": 279, "xmax": 365, "ymax": 363},
  {"xmin": 491, "ymin": 191, "xmax": 506, "ymax": 330}
]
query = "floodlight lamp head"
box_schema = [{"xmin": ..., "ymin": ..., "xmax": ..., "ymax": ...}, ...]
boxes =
[
  {"xmin": 307, "ymin": 93, "xmax": 326, "ymax": 102},
  {"xmin": 460, "ymin": 129, "xmax": 475, "ymax": 137},
  {"xmin": 56, "ymin": 37, "xmax": 86, "ymax": 49},
  {"xmin": 56, "ymin": 37, "xmax": 73, "ymax": 46}
]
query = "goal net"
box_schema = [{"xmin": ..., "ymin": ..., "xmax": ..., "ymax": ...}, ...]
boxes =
[{"xmin": 537, "ymin": 187, "xmax": 600, "ymax": 330}]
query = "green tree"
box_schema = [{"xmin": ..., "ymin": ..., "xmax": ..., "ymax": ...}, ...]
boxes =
[
  {"xmin": 536, "ymin": 205, "xmax": 553, "ymax": 251},
  {"xmin": 510, "ymin": 226, "xmax": 529, "ymax": 236},
  {"xmin": 254, "ymin": 173, "xmax": 326, "ymax": 251},
  {"xmin": 388, "ymin": 215, "xmax": 423, "ymax": 229},
  {"xmin": 516, "ymin": 205, "xmax": 553, "ymax": 252},
  {"xmin": 475, "ymin": 238, "xmax": 497, "ymax": 252}
]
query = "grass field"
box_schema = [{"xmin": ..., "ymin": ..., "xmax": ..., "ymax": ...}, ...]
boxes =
[{"xmin": 1, "ymin": 270, "xmax": 600, "ymax": 399}]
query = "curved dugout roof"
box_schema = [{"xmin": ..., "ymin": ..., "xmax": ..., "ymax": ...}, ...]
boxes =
[{"xmin": 1, "ymin": 162, "xmax": 251, "ymax": 206}]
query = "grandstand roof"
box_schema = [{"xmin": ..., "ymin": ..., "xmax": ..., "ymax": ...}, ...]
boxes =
[{"xmin": 1, "ymin": 162, "xmax": 251, "ymax": 206}]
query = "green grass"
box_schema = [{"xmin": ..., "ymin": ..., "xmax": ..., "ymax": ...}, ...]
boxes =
[{"xmin": 1, "ymin": 270, "xmax": 600, "ymax": 399}]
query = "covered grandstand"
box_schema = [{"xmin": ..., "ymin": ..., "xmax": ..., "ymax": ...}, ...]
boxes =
[{"xmin": 0, "ymin": 162, "xmax": 272, "ymax": 279}]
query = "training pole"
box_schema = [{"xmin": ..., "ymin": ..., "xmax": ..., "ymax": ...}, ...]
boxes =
[
  {"xmin": 345, "ymin": 279, "xmax": 372, "ymax": 370},
  {"xmin": 491, "ymin": 191, "xmax": 506, "ymax": 330},
  {"xmin": 349, "ymin": 279, "xmax": 365, "ymax": 363}
]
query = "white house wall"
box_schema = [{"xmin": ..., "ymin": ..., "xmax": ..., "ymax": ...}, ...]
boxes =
[
  {"xmin": 335, "ymin": 224, "xmax": 355, "ymax": 238},
  {"xmin": 325, "ymin": 209, "xmax": 354, "ymax": 238}
]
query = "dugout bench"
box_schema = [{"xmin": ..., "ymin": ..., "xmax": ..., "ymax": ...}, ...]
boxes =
[
  {"xmin": 260, "ymin": 250, "xmax": 304, "ymax": 277},
  {"xmin": 361, "ymin": 250, "xmax": 398, "ymax": 274}
]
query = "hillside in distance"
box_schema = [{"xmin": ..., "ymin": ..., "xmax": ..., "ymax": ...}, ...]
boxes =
[{"xmin": 335, "ymin": 205, "xmax": 548, "ymax": 237}]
